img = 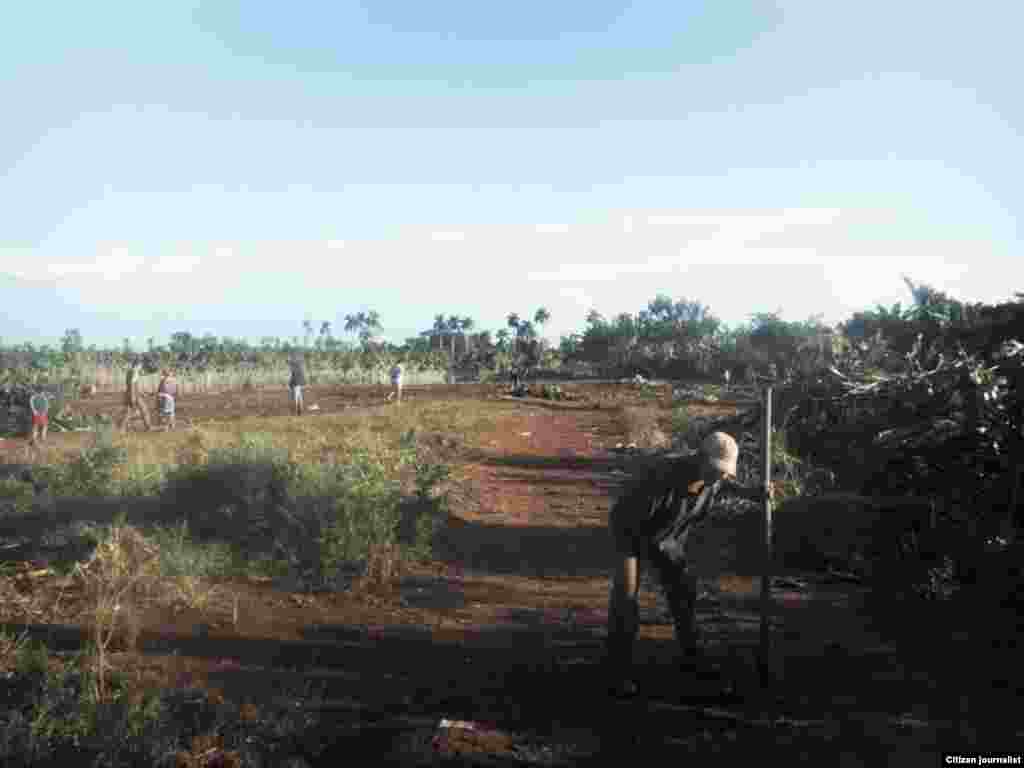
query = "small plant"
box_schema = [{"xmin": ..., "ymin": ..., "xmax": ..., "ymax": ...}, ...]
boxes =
[
  {"xmin": 9, "ymin": 633, "xmax": 47, "ymax": 677},
  {"xmin": 117, "ymin": 463, "xmax": 167, "ymax": 497},
  {"xmin": 37, "ymin": 424, "xmax": 127, "ymax": 497},
  {"xmin": 149, "ymin": 521, "xmax": 235, "ymax": 609},
  {"xmin": 0, "ymin": 476, "xmax": 36, "ymax": 516},
  {"xmin": 540, "ymin": 384, "xmax": 563, "ymax": 401},
  {"xmin": 70, "ymin": 525, "xmax": 162, "ymax": 701},
  {"xmin": 670, "ymin": 406, "xmax": 691, "ymax": 441},
  {"xmin": 770, "ymin": 429, "xmax": 806, "ymax": 502}
]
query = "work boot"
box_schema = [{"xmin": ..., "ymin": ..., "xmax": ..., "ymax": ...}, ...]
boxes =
[
  {"xmin": 604, "ymin": 638, "xmax": 639, "ymax": 698},
  {"xmin": 605, "ymin": 600, "xmax": 640, "ymax": 697}
]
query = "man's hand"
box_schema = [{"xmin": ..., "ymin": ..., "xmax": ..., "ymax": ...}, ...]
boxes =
[{"xmin": 744, "ymin": 485, "xmax": 774, "ymax": 503}]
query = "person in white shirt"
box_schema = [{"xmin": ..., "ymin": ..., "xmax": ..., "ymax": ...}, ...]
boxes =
[{"xmin": 389, "ymin": 363, "xmax": 404, "ymax": 403}]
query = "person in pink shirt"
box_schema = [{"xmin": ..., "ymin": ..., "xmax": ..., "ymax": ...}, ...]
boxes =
[{"xmin": 156, "ymin": 368, "xmax": 178, "ymax": 430}]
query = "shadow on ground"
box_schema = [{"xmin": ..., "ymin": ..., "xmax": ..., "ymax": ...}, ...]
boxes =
[
  {"xmin": 437, "ymin": 518, "xmax": 612, "ymax": 579},
  {"xmin": 1, "ymin": 610, "xmax": 1013, "ymax": 764}
]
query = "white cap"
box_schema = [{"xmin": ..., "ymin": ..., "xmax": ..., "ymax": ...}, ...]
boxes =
[{"xmin": 700, "ymin": 431, "xmax": 739, "ymax": 477}]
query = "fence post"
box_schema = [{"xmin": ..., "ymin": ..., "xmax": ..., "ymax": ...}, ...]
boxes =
[{"xmin": 759, "ymin": 384, "xmax": 775, "ymax": 697}]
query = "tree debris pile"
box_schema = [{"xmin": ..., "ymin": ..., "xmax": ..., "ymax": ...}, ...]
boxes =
[{"xmin": 769, "ymin": 331, "xmax": 1023, "ymax": 630}]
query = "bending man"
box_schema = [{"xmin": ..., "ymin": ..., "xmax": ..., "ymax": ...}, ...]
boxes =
[{"xmin": 605, "ymin": 431, "xmax": 770, "ymax": 697}]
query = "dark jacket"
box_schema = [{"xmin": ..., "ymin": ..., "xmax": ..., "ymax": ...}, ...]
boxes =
[
  {"xmin": 610, "ymin": 455, "xmax": 726, "ymax": 563},
  {"xmin": 289, "ymin": 362, "xmax": 307, "ymax": 387}
]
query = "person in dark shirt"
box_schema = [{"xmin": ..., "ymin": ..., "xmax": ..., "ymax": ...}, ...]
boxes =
[
  {"xmin": 605, "ymin": 431, "xmax": 770, "ymax": 697},
  {"xmin": 118, "ymin": 358, "xmax": 152, "ymax": 432},
  {"xmin": 288, "ymin": 356, "xmax": 307, "ymax": 416}
]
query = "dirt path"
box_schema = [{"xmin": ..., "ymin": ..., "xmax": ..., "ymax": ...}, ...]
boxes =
[{"xmin": 1, "ymin": 392, "xmax": 1017, "ymax": 762}]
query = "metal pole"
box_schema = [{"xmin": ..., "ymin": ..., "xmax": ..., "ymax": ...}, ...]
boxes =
[{"xmin": 759, "ymin": 385, "xmax": 774, "ymax": 691}]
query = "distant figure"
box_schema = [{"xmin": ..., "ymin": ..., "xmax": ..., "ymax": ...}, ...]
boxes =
[
  {"xmin": 119, "ymin": 357, "xmax": 152, "ymax": 432},
  {"xmin": 511, "ymin": 367, "xmax": 521, "ymax": 392},
  {"xmin": 288, "ymin": 356, "xmax": 307, "ymax": 416},
  {"xmin": 722, "ymin": 368, "xmax": 731, "ymax": 389},
  {"xmin": 29, "ymin": 389, "xmax": 49, "ymax": 447},
  {"xmin": 156, "ymin": 369, "xmax": 177, "ymax": 431},
  {"xmin": 744, "ymin": 364, "xmax": 757, "ymax": 387},
  {"xmin": 389, "ymin": 362, "xmax": 404, "ymax": 403}
]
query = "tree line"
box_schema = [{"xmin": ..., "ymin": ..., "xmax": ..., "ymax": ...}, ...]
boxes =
[{"xmin": 1, "ymin": 277, "xmax": 1021, "ymax": 383}]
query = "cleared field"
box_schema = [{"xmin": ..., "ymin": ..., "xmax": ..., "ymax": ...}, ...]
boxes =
[{"xmin": 0, "ymin": 382, "xmax": 1013, "ymax": 764}]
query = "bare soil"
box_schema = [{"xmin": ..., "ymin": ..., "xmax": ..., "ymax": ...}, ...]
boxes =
[{"xmin": 0, "ymin": 383, "xmax": 1018, "ymax": 764}]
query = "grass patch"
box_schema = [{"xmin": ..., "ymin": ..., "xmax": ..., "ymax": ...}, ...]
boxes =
[
  {"xmin": 146, "ymin": 522, "xmax": 236, "ymax": 609},
  {"xmin": 618, "ymin": 405, "xmax": 671, "ymax": 450},
  {"xmin": 26, "ymin": 401, "xmax": 484, "ymax": 592},
  {"xmin": 0, "ymin": 627, "xmax": 331, "ymax": 767},
  {"xmin": 0, "ymin": 477, "xmax": 36, "ymax": 517}
]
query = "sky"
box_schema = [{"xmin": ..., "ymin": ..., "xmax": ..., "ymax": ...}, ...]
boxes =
[{"xmin": 1, "ymin": 0, "xmax": 1021, "ymax": 349}]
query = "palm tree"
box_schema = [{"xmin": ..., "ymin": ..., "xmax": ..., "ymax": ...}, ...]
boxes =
[
  {"xmin": 446, "ymin": 315, "xmax": 461, "ymax": 361},
  {"xmin": 533, "ymin": 307, "xmax": 550, "ymax": 351},
  {"xmin": 495, "ymin": 328, "xmax": 510, "ymax": 351},
  {"xmin": 461, "ymin": 316, "xmax": 475, "ymax": 356},
  {"xmin": 344, "ymin": 312, "xmax": 363, "ymax": 340},
  {"xmin": 431, "ymin": 314, "xmax": 448, "ymax": 355},
  {"xmin": 507, "ymin": 313, "xmax": 521, "ymax": 356},
  {"xmin": 363, "ymin": 310, "xmax": 382, "ymax": 345},
  {"xmin": 302, "ymin": 318, "xmax": 314, "ymax": 349}
]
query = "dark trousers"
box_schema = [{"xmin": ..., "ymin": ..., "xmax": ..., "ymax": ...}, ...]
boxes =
[{"xmin": 605, "ymin": 538, "xmax": 700, "ymax": 678}]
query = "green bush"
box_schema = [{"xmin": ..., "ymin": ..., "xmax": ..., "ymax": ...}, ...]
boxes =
[
  {"xmin": 0, "ymin": 477, "xmax": 36, "ymax": 517},
  {"xmin": 116, "ymin": 464, "xmax": 167, "ymax": 498},
  {"xmin": 0, "ymin": 640, "xmax": 166, "ymax": 765},
  {"xmin": 670, "ymin": 407, "xmax": 690, "ymax": 441},
  {"xmin": 147, "ymin": 521, "xmax": 236, "ymax": 582},
  {"xmin": 34, "ymin": 425, "xmax": 127, "ymax": 497},
  {"xmin": 541, "ymin": 384, "xmax": 563, "ymax": 400},
  {"xmin": 159, "ymin": 431, "xmax": 452, "ymax": 588}
]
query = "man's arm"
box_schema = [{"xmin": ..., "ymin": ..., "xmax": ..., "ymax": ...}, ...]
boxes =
[{"xmin": 720, "ymin": 477, "xmax": 773, "ymax": 504}]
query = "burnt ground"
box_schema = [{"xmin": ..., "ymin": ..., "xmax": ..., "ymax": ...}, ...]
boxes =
[{"xmin": 0, "ymin": 383, "xmax": 1020, "ymax": 764}]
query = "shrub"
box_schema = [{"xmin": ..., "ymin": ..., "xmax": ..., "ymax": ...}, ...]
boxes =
[
  {"xmin": 147, "ymin": 522, "xmax": 236, "ymax": 608},
  {"xmin": 116, "ymin": 464, "xmax": 167, "ymax": 498},
  {"xmin": 0, "ymin": 476, "xmax": 36, "ymax": 517},
  {"xmin": 159, "ymin": 430, "xmax": 451, "ymax": 589},
  {"xmin": 540, "ymin": 384, "xmax": 563, "ymax": 401},
  {"xmin": 34, "ymin": 424, "xmax": 127, "ymax": 497},
  {"xmin": 670, "ymin": 407, "xmax": 690, "ymax": 443}
]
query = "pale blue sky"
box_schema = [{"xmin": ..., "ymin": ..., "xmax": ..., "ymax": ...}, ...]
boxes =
[{"xmin": 1, "ymin": 1, "xmax": 1021, "ymax": 348}]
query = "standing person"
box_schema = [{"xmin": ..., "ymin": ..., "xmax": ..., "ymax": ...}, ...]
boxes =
[
  {"xmin": 389, "ymin": 361, "xmax": 404, "ymax": 403},
  {"xmin": 156, "ymin": 369, "xmax": 177, "ymax": 431},
  {"xmin": 288, "ymin": 355, "xmax": 306, "ymax": 416},
  {"xmin": 605, "ymin": 431, "xmax": 771, "ymax": 697},
  {"xmin": 28, "ymin": 388, "xmax": 50, "ymax": 448},
  {"xmin": 722, "ymin": 368, "xmax": 731, "ymax": 390},
  {"xmin": 118, "ymin": 357, "xmax": 152, "ymax": 433}
]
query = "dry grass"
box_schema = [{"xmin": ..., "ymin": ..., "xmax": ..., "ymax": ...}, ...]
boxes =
[
  {"xmin": 18, "ymin": 398, "xmax": 508, "ymax": 476},
  {"xmin": 618, "ymin": 405, "xmax": 672, "ymax": 450},
  {"xmin": 69, "ymin": 363, "xmax": 447, "ymax": 395}
]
